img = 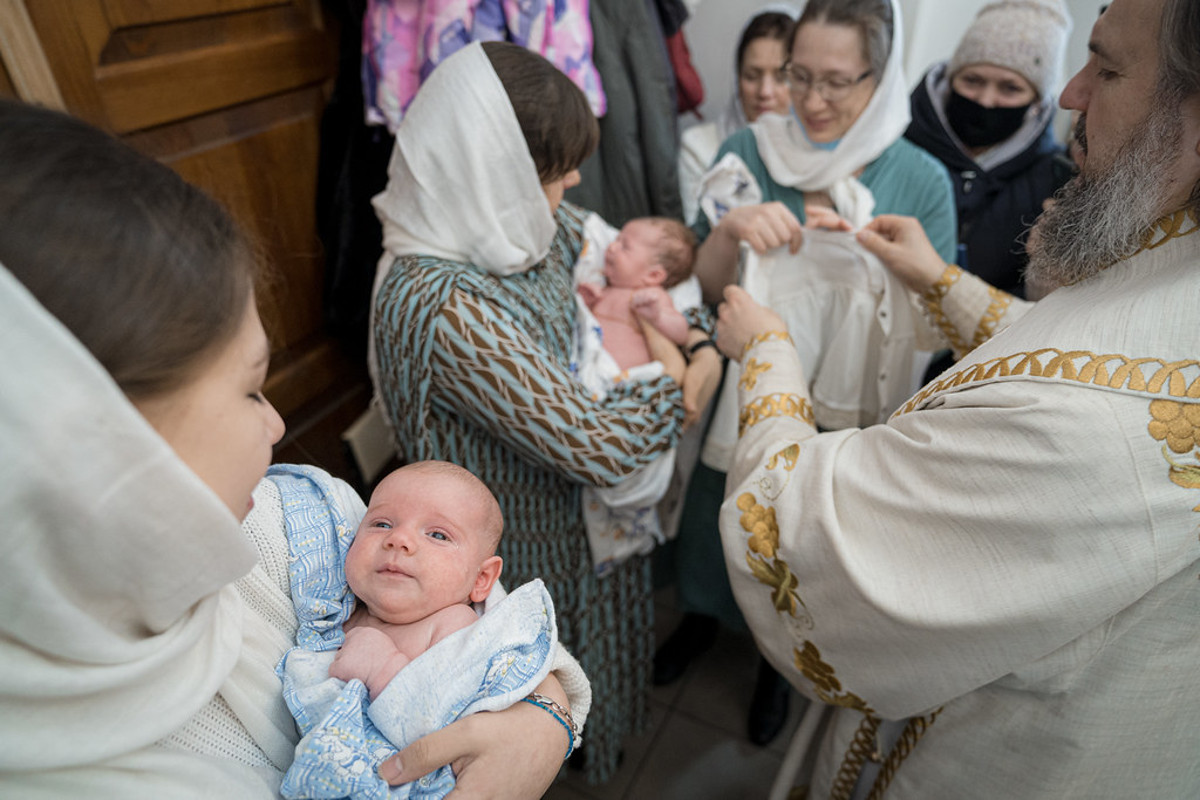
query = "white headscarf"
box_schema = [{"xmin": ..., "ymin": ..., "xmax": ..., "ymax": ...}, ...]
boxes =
[
  {"xmin": 371, "ymin": 41, "xmax": 555, "ymax": 280},
  {"xmin": 751, "ymin": 0, "xmax": 909, "ymax": 225},
  {"xmin": 0, "ymin": 264, "xmax": 259, "ymax": 791},
  {"xmin": 715, "ymin": 2, "xmax": 805, "ymax": 143}
]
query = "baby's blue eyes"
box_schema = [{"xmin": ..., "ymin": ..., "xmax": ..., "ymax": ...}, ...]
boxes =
[{"xmin": 367, "ymin": 522, "xmax": 450, "ymax": 541}]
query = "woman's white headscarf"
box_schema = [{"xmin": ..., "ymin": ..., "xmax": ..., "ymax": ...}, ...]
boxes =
[
  {"xmin": 0, "ymin": 265, "xmax": 262, "ymax": 793},
  {"xmin": 371, "ymin": 41, "xmax": 555, "ymax": 280},
  {"xmin": 751, "ymin": 0, "xmax": 909, "ymax": 225},
  {"xmin": 714, "ymin": 2, "xmax": 805, "ymax": 143}
]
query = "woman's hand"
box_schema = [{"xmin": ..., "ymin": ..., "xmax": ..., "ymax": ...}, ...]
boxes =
[
  {"xmin": 719, "ymin": 202, "xmax": 804, "ymax": 255},
  {"xmin": 857, "ymin": 215, "xmax": 948, "ymax": 294},
  {"xmin": 378, "ymin": 675, "xmax": 571, "ymax": 798},
  {"xmin": 680, "ymin": 329, "xmax": 722, "ymax": 429},
  {"xmin": 716, "ymin": 286, "xmax": 786, "ymax": 363}
]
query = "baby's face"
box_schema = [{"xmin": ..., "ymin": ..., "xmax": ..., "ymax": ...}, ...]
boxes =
[
  {"xmin": 604, "ymin": 219, "xmax": 663, "ymax": 289},
  {"xmin": 345, "ymin": 469, "xmax": 495, "ymax": 625}
]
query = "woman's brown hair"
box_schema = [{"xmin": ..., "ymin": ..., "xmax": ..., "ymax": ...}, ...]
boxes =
[
  {"xmin": 482, "ymin": 41, "xmax": 600, "ymax": 183},
  {"xmin": 0, "ymin": 100, "xmax": 256, "ymax": 398}
]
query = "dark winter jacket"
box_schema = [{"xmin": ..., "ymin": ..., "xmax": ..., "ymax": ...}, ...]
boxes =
[{"xmin": 905, "ymin": 66, "xmax": 1075, "ymax": 298}]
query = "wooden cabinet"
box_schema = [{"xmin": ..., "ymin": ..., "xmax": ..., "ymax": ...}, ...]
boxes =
[{"xmin": 1, "ymin": 0, "xmax": 346, "ymax": 418}]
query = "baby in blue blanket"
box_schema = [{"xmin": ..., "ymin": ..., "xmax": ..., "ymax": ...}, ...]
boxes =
[
  {"xmin": 331, "ymin": 461, "xmax": 504, "ymax": 699},
  {"xmin": 273, "ymin": 461, "xmax": 560, "ymax": 800}
]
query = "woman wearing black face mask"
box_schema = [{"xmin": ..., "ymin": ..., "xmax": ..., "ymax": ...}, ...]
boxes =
[{"xmin": 905, "ymin": 0, "xmax": 1076, "ymax": 302}]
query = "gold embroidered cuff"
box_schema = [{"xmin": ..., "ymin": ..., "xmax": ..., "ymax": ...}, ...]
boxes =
[
  {"xmin": 921, "ymin": 264, "xmax": 970, "ymax": 358},
  {"xmin": 740, "ymin": 330, "xmax": 793, "ymax": 361},
  {"xmin": 739, "ymin": 392, "xmax": 814, "ymax": 436}
]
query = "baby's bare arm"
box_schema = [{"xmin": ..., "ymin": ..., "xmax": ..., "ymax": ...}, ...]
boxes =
[{"xmin": 329, "ymin": 626, "xmax": 411, "ymax": 700}]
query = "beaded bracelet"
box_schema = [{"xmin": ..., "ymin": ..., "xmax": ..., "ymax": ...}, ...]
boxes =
[{"xmin": 521, "ymin": 693, "xmax": 578, "ymax": 760}]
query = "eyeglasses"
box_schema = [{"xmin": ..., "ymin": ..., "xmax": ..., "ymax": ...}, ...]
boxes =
[{"xmin": 784, "ymin": 65, "xmax": 873, "ymax": 102}]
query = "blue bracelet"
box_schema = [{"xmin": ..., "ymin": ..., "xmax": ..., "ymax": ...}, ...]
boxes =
[{"xmin": 520, "ymin": 694, "xmax": 577, "ymax": 760}]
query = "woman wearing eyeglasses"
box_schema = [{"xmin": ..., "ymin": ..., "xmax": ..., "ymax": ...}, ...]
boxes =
[{"xmin": 661, "ymin": 0, "xmax": 956, "ymax": 747}]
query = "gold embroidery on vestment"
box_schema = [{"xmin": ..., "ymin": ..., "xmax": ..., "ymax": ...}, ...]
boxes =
[
  {"xmin": 741, "ymin": 329, "xmax": 793, "ymax": 360},
  {"xmin": 767, "ymin": 443, "xmax": 801, "ymax": 472},
  {"xmin": 737, "ymin": 491, "xmax": 807, "ymax": 617},
  {"xmin": 896, "ymin": 350, "xmax": 1200, "ymax": 417},
  {"xmin": 740, "ymin": 358, "xmax": 771, "ymax": 391},
  {"xmin": 1148, "ymin": 399, "xmax": 1200, "ymax": 512},
  {"xmin": 1138, "ymin": 208, "xmax": 1200, "ymax": 252},
  {"xmin": 740, "ymin": 393, "xmax": 815, "ymax": 436},
  {"xmin": 793, "ymin": 641, "xmax": 869, "ymax": 712},
  {"xmin": 975, "ymin": 285, "xmax": 1013, "ymax": 349},
  {"xmin": 921, "ymin": 264, "xmax": 972, "ymax": 359}
]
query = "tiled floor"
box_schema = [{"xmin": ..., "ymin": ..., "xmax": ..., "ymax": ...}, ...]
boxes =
[
  {"xmin": 272, "ymin": 378, "xmax": 811, "ymax": 799},
  {"xmin": 545, "ymin": 584, "xmax": 810, "ymax": 800}
]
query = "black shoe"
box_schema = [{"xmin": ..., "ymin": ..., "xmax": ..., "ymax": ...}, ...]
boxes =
[
  {"xmin": 652, "ymin": 612, "xmax": 718, "ymax": 685},
  {"xmin": 747, "ymin": 657, "xmax": 791, "ymax": 746}
]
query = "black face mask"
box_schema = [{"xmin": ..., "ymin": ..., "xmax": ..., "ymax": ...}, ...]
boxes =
[{"xmin": 945, "ymin": 89, "xmax": 1031, "ymax": 148}]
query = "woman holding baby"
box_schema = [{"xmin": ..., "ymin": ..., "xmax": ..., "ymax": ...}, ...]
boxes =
[{"xmin": 369, "ymin": 41, "xmax": 722, "ymax": 784}]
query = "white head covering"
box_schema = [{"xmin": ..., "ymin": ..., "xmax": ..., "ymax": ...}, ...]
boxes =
[
  {"xmin": 751, "ymin": 0, "xmax": 909, "ymax": 225},
  {"xmin": 715, "ymin": 2, "xmax": 805, "ymax": 142},
  {"xmin": 0, "ymin": 266, "xmax": 257, "ymax": 782},
  {"xmin": 371, "ymin": 41, "xmax": 555, "ymax": 279}
]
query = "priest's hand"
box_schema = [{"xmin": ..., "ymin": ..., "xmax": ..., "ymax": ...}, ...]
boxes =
[
  {"xmin": 716, "ymin": 285, "xmax": 786, "ymax": 362},
  {"xmin": 857, "ymin": 215, "xmax": 948, "ymax": 294}
]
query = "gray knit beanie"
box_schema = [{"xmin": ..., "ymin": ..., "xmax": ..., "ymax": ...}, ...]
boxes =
[{"xmin": 948, "ymin": 0, "xmax": 1072, "ymax": 97}]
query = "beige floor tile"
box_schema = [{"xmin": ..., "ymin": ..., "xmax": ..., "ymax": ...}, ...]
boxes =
[
  {"xmin": 622, "ymin": 711, "xmax": 785, "ymax": 799},
  {"xmin": 548, "ymin": 700, "xmax": 671, "ymax": 800}
]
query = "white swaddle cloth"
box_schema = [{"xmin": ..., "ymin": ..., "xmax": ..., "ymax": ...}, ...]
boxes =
[{"xmin": 571, "ymin": 212, "xmax": 702, "ymax": 576}]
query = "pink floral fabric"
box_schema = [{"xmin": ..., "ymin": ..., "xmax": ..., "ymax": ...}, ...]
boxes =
[{"xmin": 363, "ymin": 0, "xmax": 606, "ymax": 131}]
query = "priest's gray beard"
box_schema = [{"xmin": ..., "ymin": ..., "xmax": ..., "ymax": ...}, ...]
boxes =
[{"xmin": 1026, "ymin": 101, "xmax": 1183, "ymax": 290}]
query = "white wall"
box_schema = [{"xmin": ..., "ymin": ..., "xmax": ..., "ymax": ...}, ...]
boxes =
[{"xmin": 681, "ymin": 0, "xmax": 1109, "ymax": 140}]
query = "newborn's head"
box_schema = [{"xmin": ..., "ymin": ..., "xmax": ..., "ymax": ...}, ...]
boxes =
[
  {"xmin": 344, "ymin": 461, "xmax": 503, "ymax": 625},
  {"xmin": 604, "ymin": 217, "xmax": 697, "ymax": 290}
]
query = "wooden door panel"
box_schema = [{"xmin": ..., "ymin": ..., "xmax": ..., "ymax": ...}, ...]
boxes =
[
  {"xmin": 102, "ymin": 0, "xmax": 292, "ymax": 29},
  {"xmin": 18, "ymin": 0, "xmax": 344, "ymax": 418}
]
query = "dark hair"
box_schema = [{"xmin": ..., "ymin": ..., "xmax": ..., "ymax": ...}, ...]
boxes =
[
  {"xmin": 646, "ymin": 217, "xmax": 698, "ymax": 289},
  {"xmin": 736, "ymin": 11, "xmax": 795, "ymax": 73},
  {"xmin": 1158, "ymin": 0, "xmax": 1200, "ymax": 211},
  {"xmin": 794, "ymin": 0, "xmax": 893, "ymax": 79},
  {"xmin": 482, "ymin": 41, "xmax": 600, "ymax": 183},
  {"xmin": 0, "ymin": 100, "xmax": 256, "ymax": 399}
]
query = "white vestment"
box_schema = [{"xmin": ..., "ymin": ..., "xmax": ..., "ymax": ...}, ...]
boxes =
[{"xmin": 722, "ymin": 211, "xmax": 1200, "ymax": 798}]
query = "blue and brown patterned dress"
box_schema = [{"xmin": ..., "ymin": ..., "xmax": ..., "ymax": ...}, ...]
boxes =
[{"xmin": 372, "ymin": 201, "xmax": 686, "ymax": 783}]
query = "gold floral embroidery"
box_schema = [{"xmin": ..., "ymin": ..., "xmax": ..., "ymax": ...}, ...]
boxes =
[
  {"xmin": 766, "ymin": 443, "xmax": 800, "ymax": 472},
  {"xmin": 1148, "ymin": 399, "xmax": 1200, "ymax": 511},
  {"xmin": 920, "ymin": 264, "xmax": 971, "ymax": 358},
  {"xmin": 747, "ymin": 553, "xmax": 804, "ymax": 615},
  {"xmin": 740, "ymin": 329, "xmax": 793, "ymax": 360},
  {"xmin": 896, "ymin": 349, "xmax": 1200, "ymax": 417},
  {"xmin": 737, "ymin": 492, "xmax": 779, "ymax": 559},
  {"xmin": 737, "ymin": 492, "xmax": 806, "ymax": 617},
  {"xmin": 739, "ymin": 357, "xmax": 771, "ymax": 391},
  {"xmin": 1138, "ymin": 208, "xmax": 1200, "ymax": 252},
  {"xmin": 793, "ymin": 641, "xmax": 870, "ymax": 712},
  {"xmin": 739, "ymin": 393, "xmax": 815, "ymax": 436}
]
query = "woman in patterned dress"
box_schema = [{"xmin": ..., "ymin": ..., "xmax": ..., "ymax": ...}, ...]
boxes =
[{"xmin": 369, "ymin": 41, "xmax": 721, "ymax": 784}]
